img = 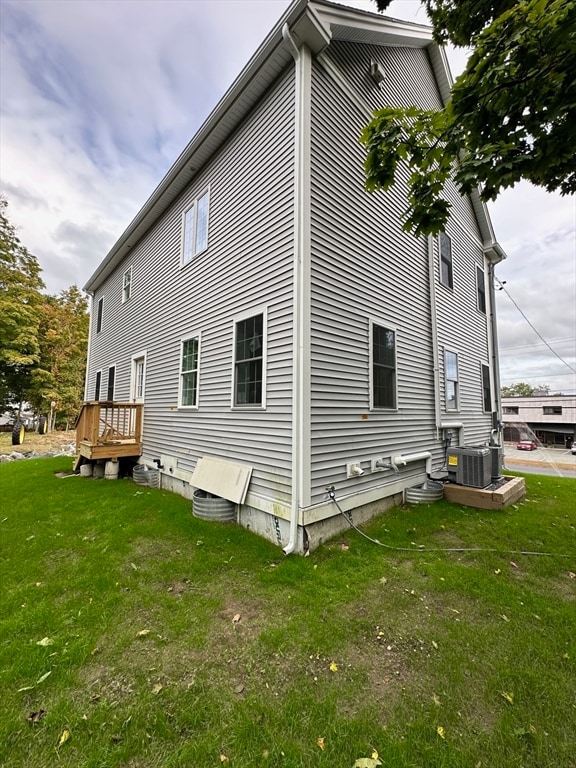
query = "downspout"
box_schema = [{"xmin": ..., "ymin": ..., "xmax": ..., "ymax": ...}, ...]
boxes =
[
  {"xmin": 282, "ymin": 24, "xmax": 311, "ymax": 554},
  {"xmin": 487, "ymin": 259, "xmax": 503, "ymax": 443}
]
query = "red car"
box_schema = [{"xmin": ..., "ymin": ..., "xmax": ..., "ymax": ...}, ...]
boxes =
[{"xmin": 516, "ymin": 440, "xmax": 537, "ymax": 451}]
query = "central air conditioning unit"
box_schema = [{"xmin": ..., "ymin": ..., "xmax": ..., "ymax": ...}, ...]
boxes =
[{"xmin": 447, "ymin": 446, "xmax": 492, "ymax": 488}]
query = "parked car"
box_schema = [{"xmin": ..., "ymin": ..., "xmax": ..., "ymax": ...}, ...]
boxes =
[
  {"xmin": 571, "ymin": 444, "xmax": 576, "ymax": 455},
  {"xmin": 517, "ymin": 440, "xmax": 537, "ymax": 451}
]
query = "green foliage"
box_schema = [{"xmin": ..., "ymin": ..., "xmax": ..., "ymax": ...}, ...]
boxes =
[
  {"xmin": 364, "ymin": 0, "xmax": 576, "ymax": 235},
  {"xmin": 0, "ymin": 198, "xmax": 45, "ymax": 407},
  {"xmin": 0, "ymin": 198, "xmax": 88, "ymax": 420},
  {"xmin": 501, "ymin": 382, "xmax": 535, "ymax": 397}
]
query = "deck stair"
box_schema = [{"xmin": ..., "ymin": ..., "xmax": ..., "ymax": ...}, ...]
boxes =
[{"xmin": 74, "ymin": 401, "xmax": 143, "ymax": 470}]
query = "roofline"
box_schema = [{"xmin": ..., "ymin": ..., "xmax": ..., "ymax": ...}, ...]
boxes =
[{"xmin": 85, "ymin": 0, "xmax": 502, "ymax": 291}]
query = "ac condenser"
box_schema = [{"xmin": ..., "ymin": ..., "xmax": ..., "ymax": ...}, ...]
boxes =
[{"xmin": 447, "ymin": 446, "xmax": 492, "ymax": 488}]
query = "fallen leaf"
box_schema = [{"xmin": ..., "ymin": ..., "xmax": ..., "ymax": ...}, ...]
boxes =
[
  {"xmin": 500, "ymin": 614, "xmax": 510, "ymax": 622},
  {"xmin": 437, "ymin": 726, "xmax": 446, "ymax": 739},
  {"xmin": 510, "ymin": 561, "xmax": 518, "ymax": 568},
  {"xmin": 317, "ymin": 737, "xmax": 325, "ymax": 750},
  {"xmin": 371, "ymin": 750, "xmax": 379, "ymax": 760},
  {"xmin": 130, "ymin": 562, "xmax": 138, "ymax": 570},
  {"xmin": 57, "ymin": 729, "xmax": 71, "ymax": 747},
  {"xmin": 36, "ymin": 671, "xmax": 52, "ymax": 684},
  {"xmin": 151, "ymin": 683, "xmax": 163, "ymax": 695},
  {"xmin": 137, "ymin": 629, "xmax": 151, "ymax": 637},
  {"xmin": 353, "ymin": 758, "xmax": 382, "ymax": 767},
  {"xmin": 568, "ymin": 572, "xmax": 575, "ymax": 580},
  {"xmin": 379, "ymin": 577, "xmax": 387, "ymax": 586},
  {"xmin": 431, "ymin": 640, "xmax": 438, "ymax": 649},
  {"xmin": 36, "ymin": 637, "xmax": 55, "ymax": 647},
  {"xmin": 27, "ymin": 709, "xmax": 46, "ymax": 724},
  {"xmin": 329, "ymin": 661, "xmax": 338, "ymax": 672},
  {"xmin": 234, "ymin": 683, "xmax": 245, "ymax": 694},
  {"xmin": 494, "ymin": 569, "xmax": 501, "ymax": 575},
  {"xmin": 432, "ymin": 693, "xmax": 441, "ymax": 707},
  {"xmin": 232, "ymin": 613, "xmax": 241, "ymax": 623},
  {"xmin": 220, "ymin": 753, "xmax": 229, "ymax": 763},
  {"xmin": 501, "ymin": 691, "xmax": 514, "ymax": 704}
]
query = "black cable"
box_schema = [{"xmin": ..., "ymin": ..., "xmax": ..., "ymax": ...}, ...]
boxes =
[{"xmin": 327, "ymin": 487, "xmax": 574, "ymax": 559}]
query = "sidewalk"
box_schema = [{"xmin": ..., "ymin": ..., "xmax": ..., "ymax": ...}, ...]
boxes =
[{"xmin": 503, "ymin": 444, "xmax": 576, "ymax": 472}]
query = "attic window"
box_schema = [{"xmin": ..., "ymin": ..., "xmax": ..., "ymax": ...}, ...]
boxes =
[{"xmin": 370, "ymin": 59, "xmax": 385, "ymax": 85}]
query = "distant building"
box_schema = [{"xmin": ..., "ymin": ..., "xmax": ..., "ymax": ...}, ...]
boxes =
[{"xmin": 502, "ymin": 395, "xmax": 576, "ymax": 447}]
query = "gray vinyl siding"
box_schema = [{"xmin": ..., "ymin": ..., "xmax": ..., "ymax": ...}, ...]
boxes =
[
  {"xmin": 309, "ymin": 41, "xmax": 492, "ymax": 501},
  {"xmin": 310, "ymin": 52, "xmax": 436, "ymax": 502},
  {"xmin": 86, "ymin": 68, "xmax": 296, "ymax": 504}
]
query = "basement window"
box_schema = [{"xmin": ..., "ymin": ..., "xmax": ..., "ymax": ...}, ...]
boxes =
[{"xmin": 543, "ymin": 406, "xmax": 562, "ymax": 415}]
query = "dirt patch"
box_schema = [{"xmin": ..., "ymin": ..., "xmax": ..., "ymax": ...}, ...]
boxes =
[{"xmin": 0, "ymin": 429, "xmax": 76, "ymax": 456}]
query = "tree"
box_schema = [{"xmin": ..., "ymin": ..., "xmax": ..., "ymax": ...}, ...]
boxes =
[
  {"xmin": 361, "ymin": 0, "xmax": 576, "ymax": 235},
  {"xmin": 0, "ymin": 197, "xmax": 45, "ymax": 411},
  {"xmin": 29, "ymin": 287, "xmax": 89, "ymax": 428},
  {"xmin": 501, "ymin": 382, "xmax": 534, "ymax": 397}
]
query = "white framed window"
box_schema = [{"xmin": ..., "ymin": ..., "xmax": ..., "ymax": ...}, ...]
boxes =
[
  {"xmin": 96, "ymin": 297, "xmax": 104, "ymax": 333},
  {"xmin": 106, "ymin": 365, "xmax": 116, "ymax": 401},
  {"xmin": 179, "ymin": 335, "xmax": 200, "ymax": 408},
  {"xmin": 439, "ymin": 232, "xmax": 453, "ymax": 288},
  {"xmin": 477, "ymin": 265, "xmax": 486, "ymax": 314},
  {"xmin": 122, "ymin": 267, "xmax": 132, "ymax": 303},
  {"xmin": 445, "ymin": 349, "xmax": 459, "ymax": 411},
  {"xmin": 233, "ymin": 310, "xmax": 267, "ymax": 408},
  {"xmin": 131, "ymin": 353, "xmax": 146, "ymax": 403},
  {"xmin": 182, "ymin": 190, "xmax": 210, "ymax": 266},
  {"xmin": 481, "ymin": 363, "xmax": 491, "ymax": 412},
  {"xmin": 370, "ymin": 321, "xmax": 397, "ymax": 410}
]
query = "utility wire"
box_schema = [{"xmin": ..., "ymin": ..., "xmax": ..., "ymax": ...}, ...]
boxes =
[{"xmin": 495, "ymin": 277, "xmax": 576, "ymax": 374}]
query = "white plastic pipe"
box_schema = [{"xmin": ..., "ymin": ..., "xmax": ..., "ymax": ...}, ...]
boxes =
[{"xmin": 392, "ymin": 451, "xmax": 432, "ymax": 476}]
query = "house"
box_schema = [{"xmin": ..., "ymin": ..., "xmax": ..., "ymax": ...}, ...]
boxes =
[
  {"xmin": 502, "ymin": 395, "xmax": 576, "ymax": 447},
  {"xmin": 81, "ymin": 0, "xmax": 507, "ymax": 553}
]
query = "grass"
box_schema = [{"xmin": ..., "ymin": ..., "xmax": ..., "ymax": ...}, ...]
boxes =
[{"xmin": 0, "ymin": 458, "xmax": 575, "ymax": 768}]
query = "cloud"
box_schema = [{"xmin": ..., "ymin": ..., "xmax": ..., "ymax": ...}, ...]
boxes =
[{"xmin": 1, "ymin": 0, "xmax": 574, "ymax": 392}]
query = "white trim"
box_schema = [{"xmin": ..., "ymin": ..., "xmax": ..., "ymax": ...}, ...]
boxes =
[
  {"xmin": 444, "ymin": 347, "xmax": 459, "ymax": 412},
  {"xmin": 122, "ymin": 266, "xmax": 132, "ymax": 303},
  {"xmin": 369, "ymin": 318, "xmax": 398, "ymax": 411},
  {"xmin": 178, "ymin": 333, "xmax": 201, "ymax": 409},
  {"xmin": 181, "ymin": 187, "xmax": 210, "ymax": 267},
  {"xmin": 230, "ymin": 307, "xmax": 268, "ymax": 410},
  {"xmin": 130, "ymin": 351, "xmax": 147, "ymax": 403}
]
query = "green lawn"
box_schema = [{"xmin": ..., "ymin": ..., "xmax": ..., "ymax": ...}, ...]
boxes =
[{"xmin": 0, "ymin": 457, "xmax": 575, "ymax": 767}]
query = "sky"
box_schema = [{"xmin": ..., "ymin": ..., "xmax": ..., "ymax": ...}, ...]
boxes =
[{"xmin": 1, "ymin": 0, "xmax": 575, "ymax": 394}]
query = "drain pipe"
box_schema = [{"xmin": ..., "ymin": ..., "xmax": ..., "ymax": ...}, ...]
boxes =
[{"xmin": 282, "ymin": 24, "xmax": 311, "ymax": 555}]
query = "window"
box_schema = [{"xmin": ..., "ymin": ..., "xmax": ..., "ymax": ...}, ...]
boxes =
[
  {"xmin": 179, "ymin": 337, "xmax": 199, "ymax": 407},
  {"xmin": 445, "ymin": 349, "xmax": 459, "ymax": 410},
  {"xmin": 122, "ymin": 268, "xmax": 132, "ymax": 303},
  {"xmin": 94, "ymin": 370, "xmax": 102, "ymax": 400},
  {"xmin": 503, "ymin": 406, "xmax": 519, "ymax": 414},
  {"xmin": 107, "ymin": 366, "xmax": 115, "ymax": 401},
  {"xmin": 182, "ymin": 190, "xmax": 209, "ymax": 265},
  {"xmin": 371, "ymin": 323, "xmax": 396, "ymax": 409},
  {"xmin": 96, "ymin": 297, "xmax": 104, "ymax": 333},
  {"xmin": 481, "ymin": 363, "xmax": 491, "ymax": 412},
  {"xmin": 439, "ymin": 232, "xmax": 453, "ymax": 288},
  {"xmin": 131, "ymin": 355, "xmax": 146, "ymax": 403},
  {"xmin": 543, "ymin": 406, "xmax": 562, "ymax": 415},
  {"xmin": 234, "ymin": 313, "xmax": 265, "ymax": 407},
  {"xmin": 477, "ymin": 265, "xmax": 486, "ymax": 313}
]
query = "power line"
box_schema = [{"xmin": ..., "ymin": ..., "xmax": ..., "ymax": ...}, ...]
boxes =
[{"xmin": 495, "ymin": 278, "xmax": 576, "ymax": 374}]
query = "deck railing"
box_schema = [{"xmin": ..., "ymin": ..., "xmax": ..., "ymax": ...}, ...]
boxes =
[{"xmin": 75, "ymin": 401, "xmax": 143, "ymax": 454}]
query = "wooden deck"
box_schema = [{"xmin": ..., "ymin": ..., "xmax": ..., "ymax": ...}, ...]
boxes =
[{"xmin": 74, "ymin": 401, "xmax": 143, "ymax": 469}]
